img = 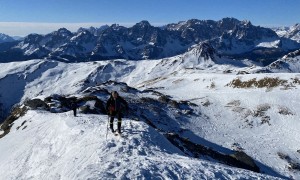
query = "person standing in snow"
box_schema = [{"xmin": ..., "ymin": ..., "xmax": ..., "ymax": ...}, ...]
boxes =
[
  {"xmin": 71, "ymin": 102, "xmax": 77, "ymax": 117},
  {"xmin": 106, "ymin": 91, "xmax": 128, "ymax": 134}
]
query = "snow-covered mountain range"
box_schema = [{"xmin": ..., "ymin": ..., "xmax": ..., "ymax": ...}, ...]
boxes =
[
  {"xmin": 1, "ymin": 40, "xmax": 300, "ymax": 179},
  {"xmin": 273, "ymin": 24, "xmax": 300, "ymax": 43},
  {"xmin": 0, "ymin": 33, "xmax": 15, "ymax": 43},
  {"xmin": 1, "ymin": 18, "xmax": 300, "ymax": 64}
]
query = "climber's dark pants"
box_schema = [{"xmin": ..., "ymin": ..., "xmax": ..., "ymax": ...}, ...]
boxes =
[
  {"xmin": 73, "ymin": 108, "xmax": 77, "ymax": 117},
  {"xmin": 110, "ymin": 111, "xmax": 122, "ymax": 132}
]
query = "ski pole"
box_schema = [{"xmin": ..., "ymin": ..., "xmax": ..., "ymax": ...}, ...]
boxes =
[{"xmin": 106, "ymin": 115, "xmax": 109, "ymax": 140}]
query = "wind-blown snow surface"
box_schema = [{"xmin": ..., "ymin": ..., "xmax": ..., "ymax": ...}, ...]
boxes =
[
  {"xmin": 0, "ymin": 56, "xmax": 300, "ymax": 179},
  {"xmin": 0, "ymin": 110, "xmax": 277, "ymax": 179}
]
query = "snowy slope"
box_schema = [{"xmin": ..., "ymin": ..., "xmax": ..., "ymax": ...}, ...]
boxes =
[
  {"xmin": 1, "ymin": 48, "xmax": 300, "ymax": 179},
  {"xmin": 0, "ymin": 110, "xmax": 278, "ymax": 179},
  {"xmin": 137, "ymin": 71, "xmax": 300, "ymax": 177}
]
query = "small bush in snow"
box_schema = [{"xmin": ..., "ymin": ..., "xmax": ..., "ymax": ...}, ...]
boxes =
[
  {"xmin": 253, "ymin": 104, "xmax": 271, "ymax": 126},
  {"xmin": 172, "ymin": 79, "xmax": 183, "ymax": 84},
  {"xmin": 278, "ymin": 106, "xmax": 294, "ymax": 115},
  {"xmin": 209, "ymin": 82, "xmax": 216, "ymax": 89},
  {"xmin": 256, "ymin": 104, "xmax": 271, "ymax": 112},
  {"xmin": 260, "ymin": 116, "xmax": 271, "ymax": 125},
  {"xmin": 201, "ymin": 99, "xmax": 211, "ymax": 107},
  {"xmin": 292, "ymin": 77, "xmax": 300, "ymax": 84},
  {"xmin": 226, "ymin": 100, "xmax": 241, "ymax": 107}
]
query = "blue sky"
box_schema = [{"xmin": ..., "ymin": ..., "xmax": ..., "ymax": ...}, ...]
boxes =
[{"xmin": 0, "ymin": 0, "xmax": 299, "ymax": 36}]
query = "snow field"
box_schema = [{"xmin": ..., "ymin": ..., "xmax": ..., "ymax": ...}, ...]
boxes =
[{"xmin": 0, "ymin": 110, "xmax": 280, "ymax": 179}]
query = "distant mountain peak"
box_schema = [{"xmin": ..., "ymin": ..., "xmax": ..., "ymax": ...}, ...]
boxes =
[
  {"xmin": 186, "ymin": 19, "xmax": 201, "ymax": 24},
  {"xmin": 109, "ymin": 23, "xmax": 125, "ymax": 31},
  {"xmin": 77, "ymin": 25, "xmax": 109, "ymax": 36},
  {"xmin": 242, "ymin": 20, "xmax": 252, "ymax": 26},
  {"xmin": 57, "ymin": 27, "xmax": 70, "ymax": 32},
  {"xmin": 219, "ymin": 17, "xmax": 240, "ymax": 24},
  {"xmin": 188, "ymin": 42, "xmax": 217, "ymax": 61},
  {"xmin": 98, "ymin": 25, "xmax": 110, "ymax": 31},
  {"xmin": 133, "ymin": 20, "xmax": 152, "ymax": 29},
  {"xmin": 0, "ymin": 33, "xmax": 15, "ymax": 43},
  {"xmin": 137, "ymin": 20, "xmax": 151, "ymax": 25},
  {"xmin": 23, "ymin": 33, "xmax": 44, "ymax": 44},
  {"xmin": 179, "ymin": 42, "xmax": 220, "ymax": 69},
  {"xmin": 293, "ymin": 23, "xmax": 300, "ymax": 28},
  {"xmin": 290, "ymin": 24, "xmax": 300, "ymax": 32},
  {"xmin": 51, "ymin": 28, "xmax": 73, "ymax": 37}
]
